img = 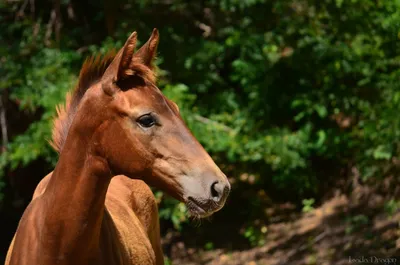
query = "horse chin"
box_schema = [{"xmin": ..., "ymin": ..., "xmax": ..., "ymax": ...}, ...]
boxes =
[{"xmin": 185, "ymin": 197, "xmax": 219, "ymax": 219}]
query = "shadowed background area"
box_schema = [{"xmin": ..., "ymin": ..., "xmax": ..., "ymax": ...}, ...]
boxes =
[{"xmin": 0, "ymin": 0, "xmax": 399, "ymax": 264}]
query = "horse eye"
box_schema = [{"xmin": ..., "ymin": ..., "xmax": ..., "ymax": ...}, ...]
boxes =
[{"xmin": 137, "ymin": 114, "xmax": 156, "ymax": 128}]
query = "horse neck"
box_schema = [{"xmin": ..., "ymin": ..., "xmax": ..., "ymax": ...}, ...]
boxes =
[{"xmin": 42, "ymin": 101, "xmax": 113, "ymax": 261}]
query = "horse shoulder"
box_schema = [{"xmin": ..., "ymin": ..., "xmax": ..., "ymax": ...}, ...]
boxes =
[{"xmin": 112, "ymin": 176, "xmax": 164, "ymax": 265}]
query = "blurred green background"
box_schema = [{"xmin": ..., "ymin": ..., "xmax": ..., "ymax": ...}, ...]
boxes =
[{"xmin": 0, "ymin": 0, "xmax": 399, "ymax": 264}]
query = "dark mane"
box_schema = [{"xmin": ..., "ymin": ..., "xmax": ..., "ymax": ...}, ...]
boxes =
[{"xmin": 50, "ymin": 50, "xmax": 116, "ymax": 153}]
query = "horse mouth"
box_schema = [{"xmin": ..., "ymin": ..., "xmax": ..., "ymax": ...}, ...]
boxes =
[{"xmin": 186, "ymin": 197, "xmax": 215, "ymax": 218}]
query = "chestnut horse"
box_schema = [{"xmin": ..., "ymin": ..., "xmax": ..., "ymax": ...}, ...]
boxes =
[{"xmin": 5, "ymin": 29, "xmax": 230, "ymax": 265}]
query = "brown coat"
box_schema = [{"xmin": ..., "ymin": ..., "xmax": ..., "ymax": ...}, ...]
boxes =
[{"xmin": 6, "ymin": 174, "xmax": 164, "ymax": 265}]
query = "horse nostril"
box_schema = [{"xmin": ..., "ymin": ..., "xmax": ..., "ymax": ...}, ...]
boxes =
[
  {"xmin": 211, "ymin": 181, "xmax": 221, "ymax": 199},
  {"xmin": 211, "ymin": 181, "xmax": 230, "ymax": 203}
]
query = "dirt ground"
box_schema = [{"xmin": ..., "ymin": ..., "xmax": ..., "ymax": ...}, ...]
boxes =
[{"xmin": 163, "ymin": 192, "xmax": 400, "ymax": 265}]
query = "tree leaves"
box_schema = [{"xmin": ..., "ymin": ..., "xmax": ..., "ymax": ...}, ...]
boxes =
[{"xmin": 0, "ymin": 1, "xmax": 399, "ymax": 233}]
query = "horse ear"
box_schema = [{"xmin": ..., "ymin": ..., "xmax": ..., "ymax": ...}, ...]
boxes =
[
  {"xmin": 101, "ymin": 29, "xmax": 158, "ymax": 95},
  {"xmin": 118, "ymin": 31, "xmax": 138, "ymax": 78},
  {"xmin": 102, "ymin": 31, "xmax": 137, "ymax": 82},
  {"xmin": 133, "ymin": 28, "xmax": 159, "ymax": 69}
]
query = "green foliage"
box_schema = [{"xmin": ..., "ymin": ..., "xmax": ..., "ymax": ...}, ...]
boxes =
[
  {"xmin": 164, "ymin": 256, "xmax": 173, "ymax": 265},
  {"xmin": 1, "ymin": 0, "xmax": 399, "ymax": 245},
  {"xmin": 204, "ymin": 241, "xmax": 214, "ymax": 251},
  {"xmin": 384, "ymin": 199, "xmax": 400, "ymax": 217},
  {"xmin": 5, "ymin": 48, "xmax": 77, "ymax": 169},
  {"xmin": 302, "ymin": 198, "xmax": 316, "ymax": 213},
  {"xmin": 345, "ymin": 214, "xmax": 370, "ymax": 235},
  {"xmin": 156, "ymin": 191, "xmax": 188, "ymax": 230},
  {"xmin": 243, "ymin": 225, "xmax": 266, "ymax": 247}
]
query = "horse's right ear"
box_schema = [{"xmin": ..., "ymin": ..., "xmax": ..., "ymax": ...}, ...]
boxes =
[{"xmin": 102, "ymin": 31, "xmax": 138, "ymax": 95}]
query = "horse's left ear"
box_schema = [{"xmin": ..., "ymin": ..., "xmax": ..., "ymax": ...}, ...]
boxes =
[{"xmin": 133, "ymin": 28, "xmax": 159, "ymax": 69}]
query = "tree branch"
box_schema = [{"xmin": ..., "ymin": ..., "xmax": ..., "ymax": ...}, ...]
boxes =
[{"xmin": 0, "ymin": 94, "xmax": 8, "ymax": 151}]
